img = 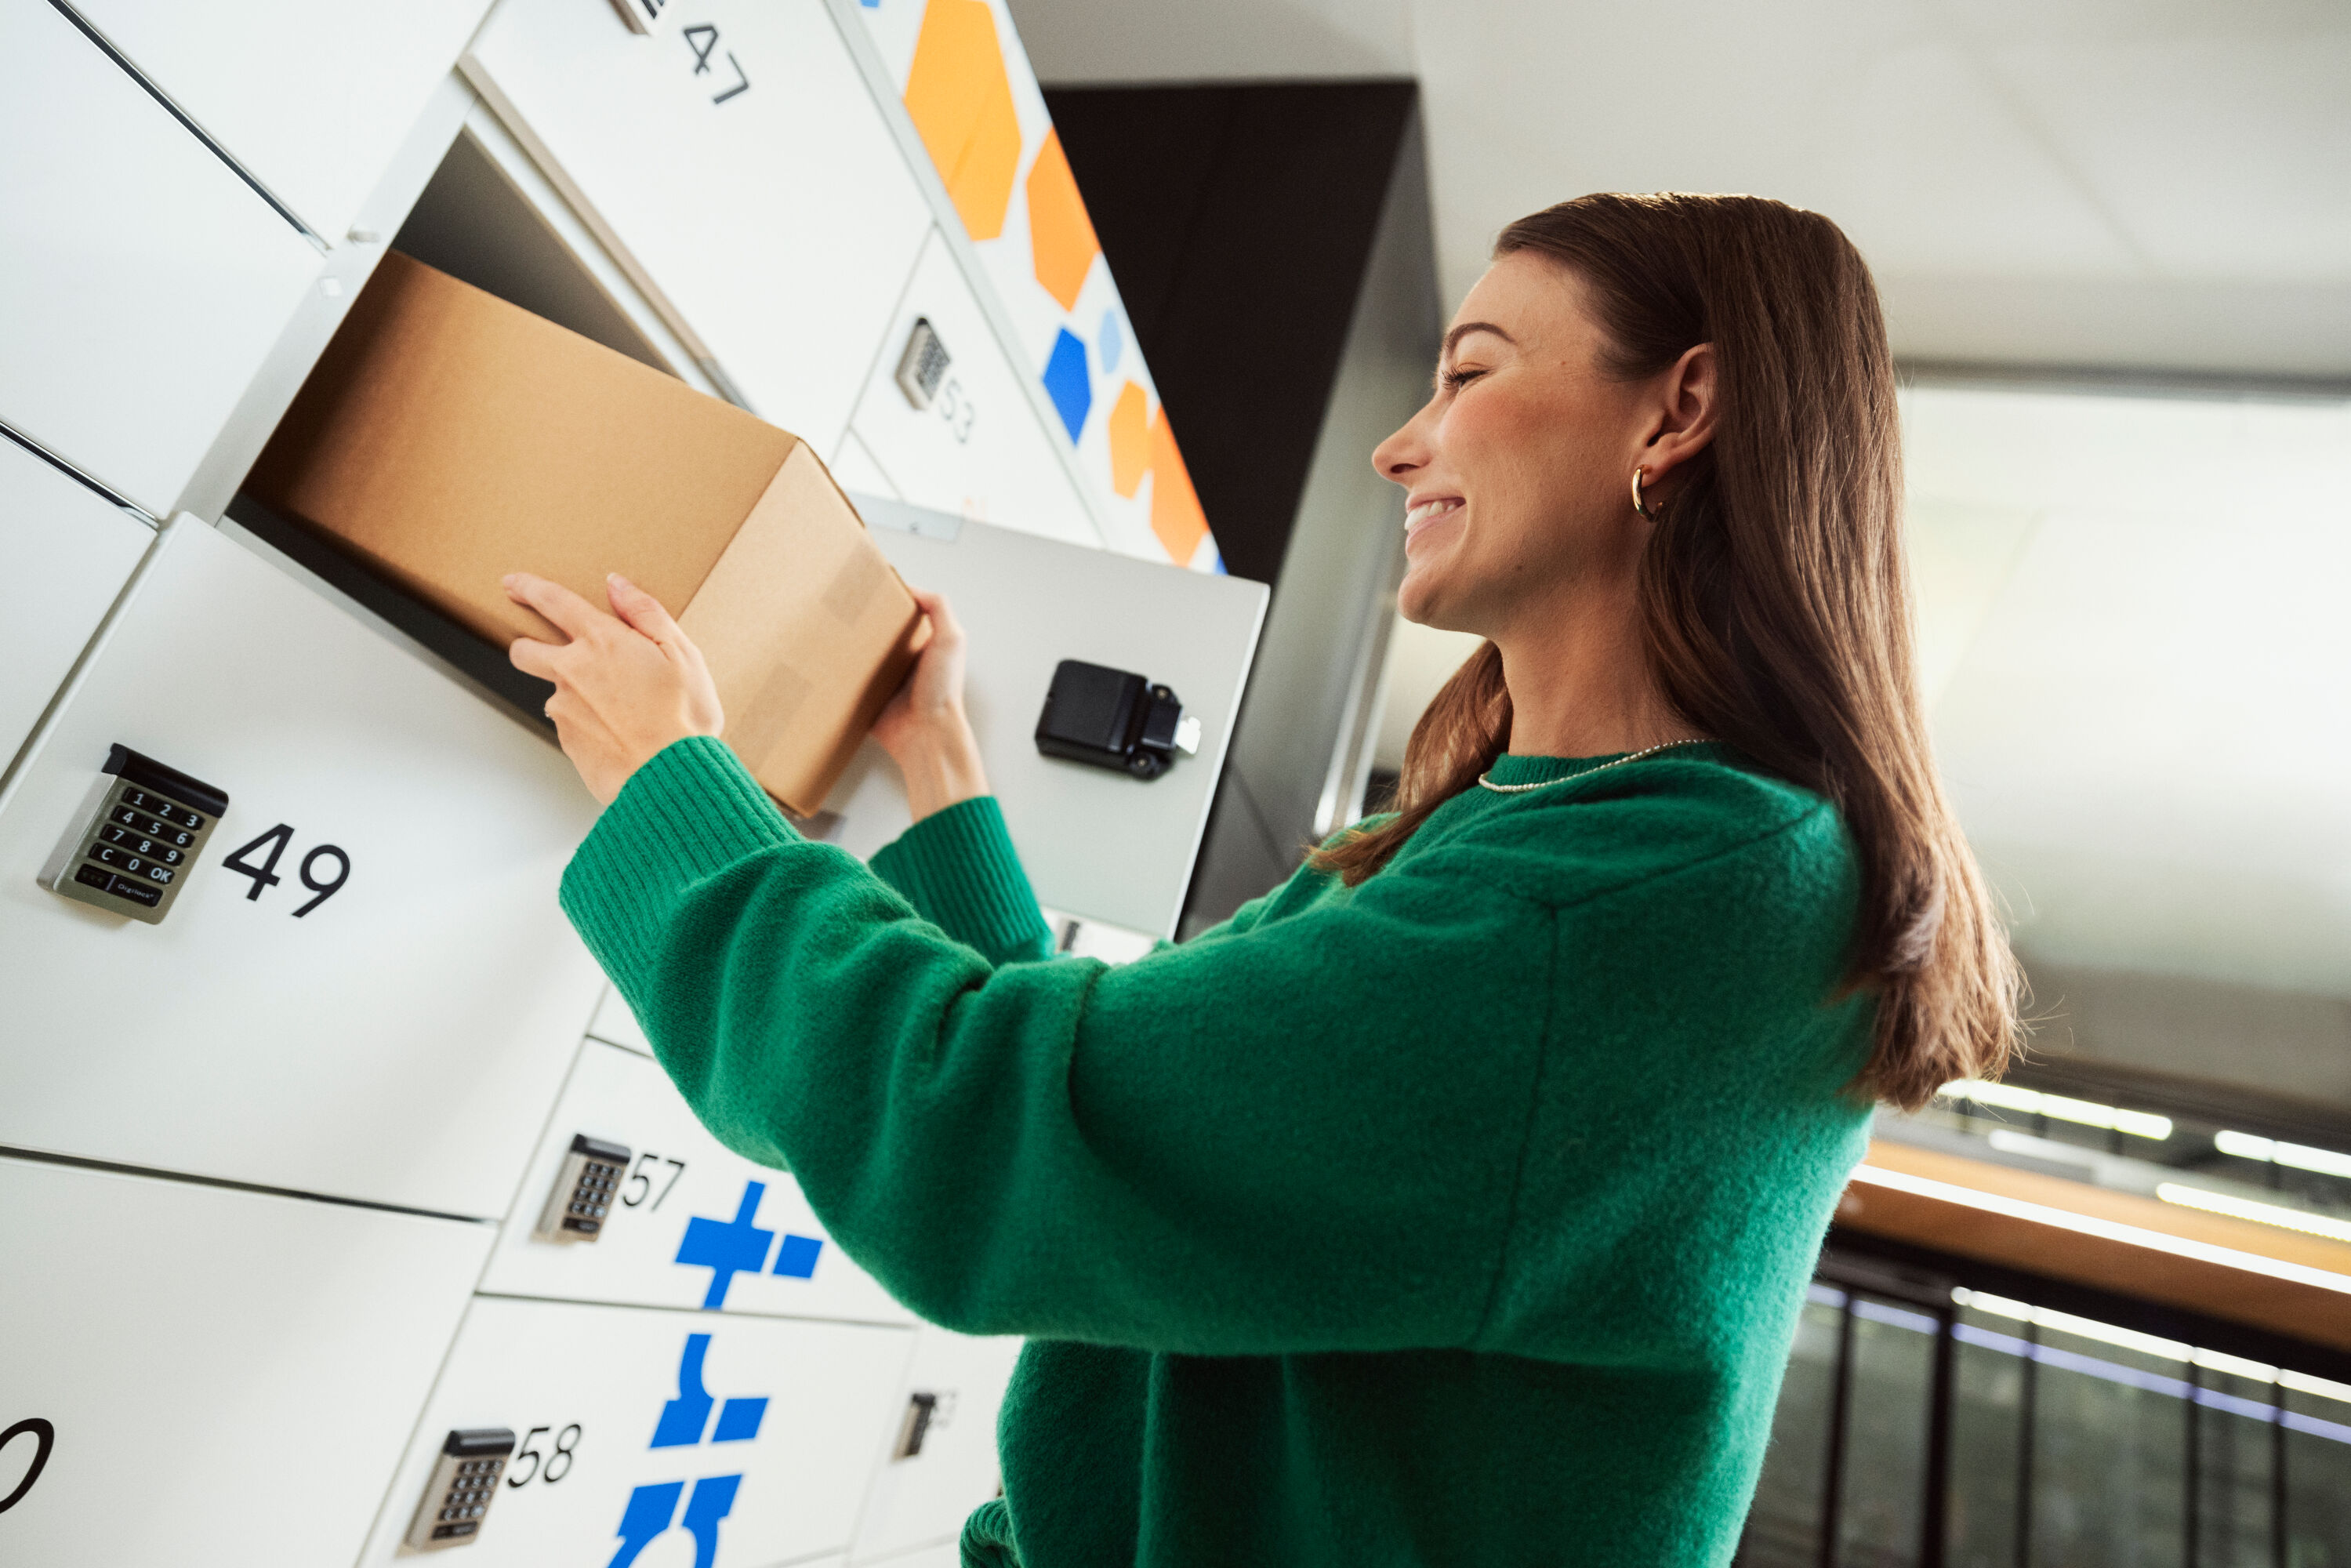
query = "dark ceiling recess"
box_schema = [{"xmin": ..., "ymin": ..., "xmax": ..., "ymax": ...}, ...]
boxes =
[{"xmin": 1045, "ymin": 81, "xmax": 1417, "ymax": 586}]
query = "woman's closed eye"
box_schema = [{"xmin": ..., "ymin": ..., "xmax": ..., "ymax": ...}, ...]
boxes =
[{"xmin": 1440, "ymin": 365, "xmax": 1488, "ymax": 392}]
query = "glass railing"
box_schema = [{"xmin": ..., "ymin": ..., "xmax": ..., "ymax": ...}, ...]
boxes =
[{"xmin": 1738, "ymin": 1246, "xmax": 2351, "ymax": 1566}]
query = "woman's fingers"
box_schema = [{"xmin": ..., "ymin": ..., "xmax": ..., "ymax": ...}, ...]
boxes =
[
  {"xmin": 605, "ymin": 573, "xmax": 691, "ymax": 654},
  {"xmin": 908, "ymin": 587, "xmax": 963, "ymax": 652},
  {"xmin": 509, "ymin": 634, "xmax": 561, "ymax": 681},
  {"xmin": 502, "ymin": 572, "xmax": 608, "ymax": 642}
]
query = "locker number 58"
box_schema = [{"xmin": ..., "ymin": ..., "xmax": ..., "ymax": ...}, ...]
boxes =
[{"xmin": 221, "ymin": 823, "xmax": 350, "ymax": 916}]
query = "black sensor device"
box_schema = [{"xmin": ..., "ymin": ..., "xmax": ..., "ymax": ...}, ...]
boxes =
[{"xmin": 1034, "ymin": 660, "xmax": 1199, "ymax": 780}]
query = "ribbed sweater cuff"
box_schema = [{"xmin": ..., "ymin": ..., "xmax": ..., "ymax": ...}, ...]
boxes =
[
  {"xmin": 869, "ymin": 796, "xmax": 1051, "ymax": 964},
  {"xmin": 561, "ymin": 736, "xmax": 797, "ymax": 981}
]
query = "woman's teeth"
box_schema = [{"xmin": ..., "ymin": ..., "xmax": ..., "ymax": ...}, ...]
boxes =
[{"xmin": 1406, "ymin": 499, "xmax": 1462, "ymax": 534}]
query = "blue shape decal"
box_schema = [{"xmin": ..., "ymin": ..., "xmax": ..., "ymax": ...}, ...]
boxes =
[
  {"xmin": 712, "ymin": 1395, "xmax": 767, "ymax": 1443},
  {"xmin": 607, "ymin": 1481, "xmax": 684, "ymax": 1568},
  {"xmin": 617, "ymin": 1336, "xmax": 769, "ymax": 1563},
  {"xmin": 771, "ymin": 1232, "xmax": 823, "ymax": 1279},
  {"xmin": 1097, "ymin": 308, "xmax": 1123, "ymax": 376},
  {"xmin": 676, "ymin": 1180, "xmax": 777, "ymax": 1308},
  {"xmin": 651, "ymin": 1334, "xmax": 717, "ymax": 1448},
  {"xmin": 1042, "ymin": 327, "xmax": 1092, "ymax": 442},
  {"xmin": 680, "ymin": 1473, "xmax": 744, "ymax": 1568}
]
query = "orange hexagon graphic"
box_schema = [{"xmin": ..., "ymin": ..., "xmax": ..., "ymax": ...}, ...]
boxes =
[
  {"xmin": 1025, "ymin": 129, "xmax": 1099, "ymax": 310},
  {"xmin": 1108, "ymin": 382, "xmax": 1150, "ymax": 499},
  {"xmin": 1148, "ymin": 406, "xmax": 1210, "ymax": 564},
  {"xmin": 902, "ymin": 0, "xmax": 1021, "ymax": 241}
]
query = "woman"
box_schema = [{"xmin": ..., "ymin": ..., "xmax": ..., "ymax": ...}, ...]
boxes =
[{"xmin": 506, "ymin": 191, "xmax": 2018, "ymax": 1566}]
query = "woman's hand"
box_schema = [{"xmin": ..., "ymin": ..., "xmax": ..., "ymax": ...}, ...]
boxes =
[
  {"xmin": 871, "ymin": 586, "xmax": 989, "ymax": 821},
  {"xmin": 506, "ymin": 572, "xmax": 724, "ymax": 805}
]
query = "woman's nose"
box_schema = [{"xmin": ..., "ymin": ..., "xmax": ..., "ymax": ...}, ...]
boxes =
[{"xmin": 1372, "ymin": 413, "xmax": 1428, "ymax": 483}]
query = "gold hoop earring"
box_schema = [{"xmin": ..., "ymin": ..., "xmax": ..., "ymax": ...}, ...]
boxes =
[{"xmin": 1631, "ymin": 466, "xmax": 1658, "ymax": 519}]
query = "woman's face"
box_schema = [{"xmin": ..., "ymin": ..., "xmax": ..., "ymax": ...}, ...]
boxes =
[{"xmin": 1372, "ymin": 252, "xmax": 1660, "ymax": 637}]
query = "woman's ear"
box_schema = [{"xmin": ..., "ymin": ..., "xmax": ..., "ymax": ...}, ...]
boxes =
[{"xmin": 1639, "ymin": 342, "xmax": 1718, "ymax": 488}]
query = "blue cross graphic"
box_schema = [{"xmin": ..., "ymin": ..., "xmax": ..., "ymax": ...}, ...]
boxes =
[
  {"xmin": 674, "ymin": 1181, "xmax": 776, "ymax": 1308},
  {"xmin": 675, "ymin": 1179, "xmax": 827, "ymax": 1305}
]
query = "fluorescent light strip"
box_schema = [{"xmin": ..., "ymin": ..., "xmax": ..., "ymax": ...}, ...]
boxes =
[
  {"xmin": 1848, "ymin": 1163, "xmax": 2351, "ymax": 1295},
  {"xmin": 1951, "ymin": 1287, "xmax": 2191, "ymax": 1359},
  {"xmin": 2157, "ymin": 1183, "xmax": 2351, "ymax": 1245},
  {"xmin": 1938, "ymin": 1080, "xmax": 2172, "ymax": 1140},
  {"xmin": 2281, "ymin": 1369, "xmax": 2351, "ymax": 1408},
  {"xmin": 2215, "ymin": 1129, "xmax": 2351, "ymax": 1181}
]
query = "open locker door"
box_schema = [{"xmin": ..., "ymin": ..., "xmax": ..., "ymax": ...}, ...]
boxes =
[{"xmin": 825, "ymin": 505, "xmax": 1267, "ymax": 940}]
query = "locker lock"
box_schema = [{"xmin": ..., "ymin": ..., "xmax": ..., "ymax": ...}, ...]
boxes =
[
  {"xmin": 1034, "ymin": 661, "xmax": 1201, "ymax": 781},
  {"xmin": 894, "ymin": 317, "xmax": 951, "ymax": 411},
  {"xmin": 405, "ymin": 1428, "xmax": 515, "ymax": 1552},
  {"xmin": 890, "ymin": 1388, "xmax": 957, "ymax": 1461},
  {"xmin": 535, "ymin": 1134, "xmax": 631, "ymax": 1244},
  {"xmin": 38, "ymin": 743, "xmax": 228, "ymax": 925}
]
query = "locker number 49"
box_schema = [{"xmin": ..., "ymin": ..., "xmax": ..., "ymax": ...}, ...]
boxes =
[{"xmin": 221, "ymin": 823, "xmax": 350, "ymax": 916}]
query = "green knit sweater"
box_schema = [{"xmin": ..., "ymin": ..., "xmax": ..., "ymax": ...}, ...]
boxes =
[{"xmin": 560, "ymin": 736, "xmax": 1874, "ymax": 1568}]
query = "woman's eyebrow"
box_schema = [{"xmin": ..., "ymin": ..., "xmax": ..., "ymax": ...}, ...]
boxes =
[{"xmin": 1442, "ymin": 321, "xmax": 1516, "ymax": 358}]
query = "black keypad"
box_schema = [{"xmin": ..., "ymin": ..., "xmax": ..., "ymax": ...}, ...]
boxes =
[
  {"xmin": 111, "ymin": 805, "xmax": 171, "ymax": 837},
  {"xmin": 90, "ymin": 844, "xmax": 123, "ymax": 869}
]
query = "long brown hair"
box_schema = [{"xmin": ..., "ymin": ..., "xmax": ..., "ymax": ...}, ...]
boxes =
[{"xmin": 1314, "ymin": 192, "xmax": 2017, "ymax": 1109}]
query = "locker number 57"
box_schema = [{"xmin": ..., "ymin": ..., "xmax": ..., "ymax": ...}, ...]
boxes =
[{"xmin": 221, "ymin": 823, "xmax": 350, "ymax": 916}]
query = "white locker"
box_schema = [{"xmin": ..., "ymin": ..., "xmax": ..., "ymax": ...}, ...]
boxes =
[
  {"xmin": 481, "ymin": 1038, "xmax": 915, "ymax": 1327},
  {"xmin": 0, "ymin": 442, "xmax": 152, "ymax": 773},
  {"xmin": 0, "ymin": 1152, "xmax": 491, "ymax": 1567},
  {"xmin": 68, "ymin": 0, "xmax": 495, "ymax": 245},
  {"xmin": 860, "ymin": 1544, "xmax": 963, "ymax": 1568},
  {"xmin": 589, "ymin": 983, "xmax": 655, "ymax": 1056},
  {"xmin": 0, "ymin": 0, "xmax": 319, "ymax": 519},
  {"xmin": 357, "ymin": 1295, "xmax": 915, "ymax": 1566},
  {"xmin": 848, "ymin": 227, "xmax": 1100, "ymax": 548},
  {"xmin": 850, "ymin": 1328, "xmax": 1024, "ymax": 1564},
  {"xmin": 0, "ymin": 518, "xmax": 604, "ymax": 1217},
  {"xmin": 826, "ymin": 509, "xmax": 1268, "ymax": 938},
  {"xmin": 462, "ymin": 0, "xmax": 935, "ymax": 454}
]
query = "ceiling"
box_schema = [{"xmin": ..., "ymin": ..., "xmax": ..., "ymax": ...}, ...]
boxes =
[
  {"xmin": 1003, "ymin": 0, "xmax": 2351, "ymax": 381},
  {"xmin": 1004, "ymin": 0, "xmax": 2351, "ymax": 1065}
]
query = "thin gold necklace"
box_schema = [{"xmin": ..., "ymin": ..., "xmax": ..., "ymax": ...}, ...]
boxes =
[{"xmin": 1475, "ymin": 738, "xmax": 1716, "ymax": 794}]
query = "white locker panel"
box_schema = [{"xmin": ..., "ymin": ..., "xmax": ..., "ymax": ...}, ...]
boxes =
[
  {"xmin": 0, "ymin": 442, "xmax": 152, "ymax": 771},
  {"xmin": 68, "ymin": 0, "xmax": 494, "ymax": 244},
  {"xmin": 0, "ymin": 519, "xmax": 604, "ymax": 1217},
  {"xmin": 826, "ymin": 510, "xmax": 1268, "ymax": 938},
  {"xmin": 589, "ymin": 983, "xmax": 655, "ymax": 1056},
  {"xmin": 0, "ymin": 0, "xmax": 318, "ymax": 518},
  {"xmin": 848, "ymin": 227, "xmax": 1098, "ymax": 548},
  {"xmin": 357, "ymin": 1296, "xmax": 914, "ymax": 1566},
  {"xmin": 481, "ymin": 1038, "xmax": 915, "ymax": 1327},
  {"xmin": 463, "ymin": 0, "xmax": 934, "ymax": 455},
  {"xmin": 850, "ymin": 1328, "xmax": 1023, "ymax": 1564},
  {"xmin": 862, "ymin": 1544, "xmax": 962, "ymax": 1568},
  {"xmin": 0, "ymin": 1153, "xmax": 491, "ymax": 1567}
]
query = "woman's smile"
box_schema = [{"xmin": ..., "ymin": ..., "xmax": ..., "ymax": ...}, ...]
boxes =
[{"xmin": 1404, "ymin": 495, "xmax": 1464, "ymax": 548}]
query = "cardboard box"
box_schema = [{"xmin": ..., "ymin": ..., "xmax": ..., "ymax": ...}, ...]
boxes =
[{"xmin": 247, "ymin": 252, "xmax": 919, "ymax": 815}]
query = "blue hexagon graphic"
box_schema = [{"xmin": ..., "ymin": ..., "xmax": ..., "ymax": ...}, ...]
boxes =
[{"xmin": 1042, "ymin": 327, "xmax": 1092, "ymax": 442}]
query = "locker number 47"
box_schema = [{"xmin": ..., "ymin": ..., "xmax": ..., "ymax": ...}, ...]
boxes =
[
  {"xmin": 682, "ymin": 24, "xmax": 750, "ymax": 105},
  {"xmin": 221, "ymin": 823, "xmax": 350, "ymax": 916}
]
